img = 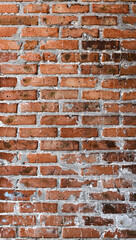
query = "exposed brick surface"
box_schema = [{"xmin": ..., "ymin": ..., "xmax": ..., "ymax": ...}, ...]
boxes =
[{"xmin": 0, "ymin": 0, "xmax": 136, "ymax": 239}]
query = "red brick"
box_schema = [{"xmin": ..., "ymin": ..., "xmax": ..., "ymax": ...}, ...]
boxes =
[
  {"xmin": 0, "ymin": 140, "xmax": 38, "ymax": 150},
  {"xmin": 42, "ymin": 52, "xmax": 57, "ymax": 62},
  {"xmin": 0, "ymin": 190, "xmax": 35, "ymax": 201},
  {"xmin": 111, "ymin": 52, "xmax": 136, "ymax": 62},
  {"xmin": 121, "ymin": 66, "xmax": 136, "ymax": 75},
  {"xmin": 0, "ymin": 52, "xmax": 17, "ymax": 62},
  {"xmin": 20, "ymin": 52, "xmax": 41, "ymax": 61},
  {"xmin": 19, "ymin": 227, "xmax": 58, "ymax": 238},
  {"xmin": 0, "ymin": 166, "xmax": 37, "ymax": 175},
  {"xmin": 0, "ymin": 152, "xmax": 16, "ymax": 163},
  {"xmin": 82, "ymin": 40, "xmax": 119, "ymax": 50},
  {"xmin": 0, "ymin": 115, "xmax": 36, "ymax": 125},
  {"xmin": 19, "ymin": 202, "xmax": 57, "ymax": 213},
  {"xmin": 122, "ymin": 16, "xmax": 136, "ymax": 25},
  {"xmin": 92, "ymin": 4, "xmax": 129, "ymax": 13},
  {"xmin": 101, "ymin": 78, "xmax": 136, "ymax": 88},
  {"xmin": 83, "ymin": 216, "xmax": 114, "ymax": 226},
  {"xmin": 62, "ymin": 28, "xmax": 99, "ymax": 38},
  {"xmin": 90, "ymin": 191, "xmax": 125, "ymax": 201},
  {"xmin": 21, "ymin": 77, "xmax": 58, "ymax": 86},
  {"xmin": 22, "ymin": 27, "xmax": 59, "ymax": 37},
  {"xmin": 25, "ymin": 153, "xmax": 57, "ymax": 163},
  {"xmin": 19, "ymin": 178, "xmax": 57, "ymax": 188},
  {"xmin": 83, "ymin": 140, "xmax": 119, "ymax": 150},
  {"xmin": 52, "ymin": 4, "xmax": 89, "ymax": 13},
  {"xmin": 0, "ymin": 177, "xmax": 13, "ymax": 187},
  {"xmin": 0, "ymin": 64, "xmax": 37, "ymax": 75},
  {"xmin": 0, "ymin": 16, "xmax": 38, "ymax": 25},
  {"xmin": 0, "ymin": 27, "xmax": 17, "ymax": 37},
  {"xmin": 60, "ymin": 128, "xmax": 98, "ymax": 138},
  {"xmin": 0, "ymin": 103, "xmax": 17, "ymax": 113},
  {"xmin": 40, "ymin": 40, "xmax": 78, "ymax": 50},
  {"xmin": 123, "ymin": 116, "xmax": 136, "ymax": 125},
  {"xmin": 20, "ymin": 102, "xmax": 59, "ymax": 112},
  {"xmin": 82, "ymin": 16, "xmax": 117, "ymax": 25},
  {"xmin": 0, "ymin": 215, "xmax": 36, "ymax": 226},
  {"xmin": 81, "ymin": 165, "xmax": 119, "ymax": 175},
  {"xmin": 41, "ymin": 90, "xmax": 78, "ymax": 99},
  {"xmin": 91, "ymin": 65, "xmax": 119, "ymax": 75},
  {"xmin": 0, "ymin": 77, "xmax": 17, "ymax": 87},
  {"xmin": 41, "ymin": 115, "xmax": 78, "ymax": 125},
  {"xmin": 0, "ymin": 202, "xmax": 14, "ymax": 213},
  {"xmin": 0, "ymin": 90, "xmax": 37, "ymax": 100},
  {"xmin": 62, "ymin": 228, "xmax": 99, "ymax": 238},
  {"xmin": 24, "ymin": 40, "xmax": 38, "ymax": 50},
  {"xmin": 41, "ymin": 16, "xmax": 77, "ymax": 25},
  {"xmin": 40, "ymin": 166, "xmax": 78, "ymax": 175},
  {"xmin": 63, "ymin": 102, "xmax": 100, "ymax": 112},
  {"xmin": 104, "ymin": 229, "xmax": 136, "ymax": 238},
  {"xmin": 0, "ymin": 127, "xmax": 17, "ymax": 137},
  {"xmin": 102, "ymin": 178, "xmax": 132, "ymax": 188},
  {"xmin": 41, "ymin": 140, "xmax": 79, "ymax": 151},
  {"xmin": 19, "ymin": 128, "xmax": 57, "ymax": 138},
  {"xmin": 61, "ymin": 178, "xmax": 97, "ymax": 188},
  {"xmin": 82, "ymin": 116, "xmax": 119, "ymax": 125},
  {"xmin": 0, "ymin": 227, "xmax": 16, "ymax": 238},
  {"xmin": 40, "ymin": 215, "xmax": 76, "ymax": 226},
  {"xmin": 0, "ymin": 40, "xmax": 21, "ymax": 50},
  {"xmin": 103, "ymin": 152, "xmax": 134, "ymax": 163},
  {"xmin": 124, "ymin": 141, "xmax": 136, "ymax": 150},
  {"xmin": 103, "ymin": 128, "xmax": 136, "ymax": 137},
  {"xmin": 121, "ymin": 40, "xmax": 136, "ymax": 49},
  {"xmin": 61, "ymin": 52, "xmax": 99, "ymax": 63},
  {"xmin": 82, "ymin": 90, "xmax": 120, "ymax": 100},
  {"xmin": 24, "ymin": 4, "xmax": 49, "ymax": 13},
  {"xmin": 122, "ymin": 165, "xmax": 136, "ymax": 174},
  {"xmin": 102, "ymin": 203, "xmax": 133, "ymax": 214},
  {"xmin": 40, "ymin": 64, "xmax": 78, "ymax": 74},
  {"xmin": 104, "ymin": 103, "xmax": 136, "ymax": 113},
  {"xmin": 60, "ymin": 77, "xmax": 97, "ymax": 88},
  {"xmin": 46, "ymin": 190, "xmax": 81, "ymax": 200},
  {"xmin": 60, "ymin": 153, "xmax": 98, "ymax": 164},
  {"xmin": 123, "ymin": 92, "xmax": 136, "ymax": 100},
  {"xmin": 0, "ymin": 4, "xmax": 18, "ymax": 13},
  {"xmin": 104, "ymin": 29, "xmax": 136, "ymax": 38},
  {"xmin": 62, "ymin": 203, "xmax": 95, "ymax": 213}
]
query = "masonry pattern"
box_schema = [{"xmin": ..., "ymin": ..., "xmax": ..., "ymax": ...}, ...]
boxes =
[{"xmin": 0, "ymin": 0, "xmax": 136, "ymax": 239}]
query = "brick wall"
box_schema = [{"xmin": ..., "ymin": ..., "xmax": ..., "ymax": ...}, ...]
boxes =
[{"xmin": 0, "ymin": 0, "xmax": 136, "ymax": 239}]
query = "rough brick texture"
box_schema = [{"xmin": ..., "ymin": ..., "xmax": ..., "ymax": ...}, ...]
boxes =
[{"xmin": 0, "ymin": 0, "xmax": 136, "ymax": 239}]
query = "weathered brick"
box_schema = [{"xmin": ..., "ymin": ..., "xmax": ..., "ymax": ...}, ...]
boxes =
[
  {"xmin": 52, "ymin": 4, "xmax": 89, "ymax": 13},
  {"xmin": 82, "ymin": 16, "xmax": 117, "ymax": 25},
  {"xmin": 41, "ymin": 140, "xmax": 79, "ymax": 151},
  {"xmin": 40, "ymin": 40, "xmax": 78, "ymax": 50},
  {"xmin": 19, "ymin": 202, "xmax": 57, "ymax": 213},
  {"xmin": 40, "ymin": 64, "xmax": 78, "ymax": 74},
  {"xmin": 62, "ymin": 228, "xmax": 99, "ymax": 238},
  {"xmin": 92, "ymin": 4, "xmax": 129, "ymax": 13},
  {"xmin": 24, "ymin": 4, "xmax": 49, "ymax": 13},
  {"xmin": 0, "ymin": 4, "xmax": 18, "ymax": 13},
  {"xmin": 0, "ymin": 16, "xmax": 38, "ymax": 25},
  {"xmin": 0, "ymin": 0, "xmax": 135, "ymax": 235},
  {"xmin": 0, "ymin": 64, "xmax": 37, "ymax": 75},
  {"xmin": 22, "ymin": 27, "xmax": 59, "ymax": 37},
  {"xmin": 41, "ymin": 16, "xmax": 77, "ymax": 25}
]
